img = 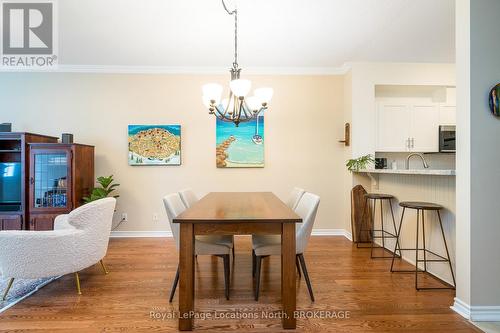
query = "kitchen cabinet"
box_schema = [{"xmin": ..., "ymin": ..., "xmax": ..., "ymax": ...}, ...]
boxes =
[{"xmin": 376, "ymin": 99, "xmax": 441, "ymax": 152}]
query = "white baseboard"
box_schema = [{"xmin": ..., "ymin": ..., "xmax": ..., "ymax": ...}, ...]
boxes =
[
  {"xmin": 111, "ymin": 229, "xmax": 352, "ymax": 239},
  {"xmin": 451, "ymin": 297, "xmax": 500, "ymax": 321}
]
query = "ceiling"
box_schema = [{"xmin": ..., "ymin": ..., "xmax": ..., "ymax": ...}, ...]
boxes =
[{"xmin": 58, "ymin": 0, "xmax": 455, "ymax": 70}]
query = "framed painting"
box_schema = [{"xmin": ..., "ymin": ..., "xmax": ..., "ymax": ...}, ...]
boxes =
[
  {"xmin": 128, "ymin": 125, "xmax": 181, "ymax": 166},
  {"xmin": 216, "ymin": 115, "xmax": 264, "ymax": 168}
]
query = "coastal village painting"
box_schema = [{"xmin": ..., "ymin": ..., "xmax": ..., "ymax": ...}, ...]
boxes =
[
  {"xmin": 128, "ymin": 125, "xmax": 181, "ymax": 166},
  {"xmin": 216, "ymin": 115, "xmax": 264, "ymax": 168}
]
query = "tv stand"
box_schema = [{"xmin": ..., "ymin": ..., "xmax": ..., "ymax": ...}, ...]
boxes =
[{"xmin": 0, "ymin": 132, "xmax": 58, "ymax": 230}]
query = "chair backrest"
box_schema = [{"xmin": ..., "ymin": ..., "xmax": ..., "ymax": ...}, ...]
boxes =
[
  {"xmin": 163, "ymin": 193, "xmax": 187, "ymax": 250},
  {"xmin": 67, "ymin": 197, "xmax": 116, "ymax": 260},
  {"xmin": 286, "ymin": 187, "xmax": 306, "ymax": 210},
  {"xmin": 179, "ymin": 188, "xmax": 198, "ymax": 208},
  {"xmin": 295, "ymin": 192, "xmax": 320, "ymax": 254}
]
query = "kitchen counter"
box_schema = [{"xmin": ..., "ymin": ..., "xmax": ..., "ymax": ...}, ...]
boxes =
[{"xmin": 355, "ymin": 169, "xmax": 456, "ymax": 176}]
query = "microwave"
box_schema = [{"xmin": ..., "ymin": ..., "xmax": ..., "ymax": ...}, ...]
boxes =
[{"xmin": 439, "ymin": 125, "xmax": 456, "ymax": 153}]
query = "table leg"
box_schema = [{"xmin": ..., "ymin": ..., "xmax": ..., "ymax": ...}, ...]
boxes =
[
  {"xmin": 179, "ymin": 223, "xmax": 195, "ymax": 331},
  {"xmin": 282, "ymin": 223, "xmax": 296, "ymax": 329}
]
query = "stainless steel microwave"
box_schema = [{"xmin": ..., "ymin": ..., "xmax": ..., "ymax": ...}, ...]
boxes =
[{"xmin": 439, "ymin": 125, "xmax": 456, "ymax": 153}]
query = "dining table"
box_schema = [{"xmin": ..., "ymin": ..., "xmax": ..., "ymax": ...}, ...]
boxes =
[{"xmin": 173, "ymin": 192, "xmax": 302, "ymax": 330}]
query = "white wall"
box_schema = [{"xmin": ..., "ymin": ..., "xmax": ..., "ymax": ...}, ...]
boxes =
[
  {"xmin": 348, "ymin": 62, "xmax": 456, "ymax": 158},
  {"xmin": 0, "ymin": 73, "xmax": 346, "ymax": 232},
  {"xmin": 454, "ymin": 0, "xmax": 500, "ymax": 319}
]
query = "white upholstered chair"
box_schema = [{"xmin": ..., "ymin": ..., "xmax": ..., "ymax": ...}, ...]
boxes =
[
  {"xmin": 178, "ymin": 188, "xmax": 235, "ymax": 258},
  {"xmin": 163, "ymin": 193, "xmax": 232, "ymax": 301},
  {"xmin": 286, "ymin": 187, "xmax": 306, "ymax": 210},
  {"xmin": 179, "ymin": 188, "xmax": 198, "ymax": 208},
  {"xmin": 252, "ymin": 192, "xmax": 320, "ymax": 301},
  {"xmin": 0, "ymin": 198, "xmax": 116, "ymax": 299}
]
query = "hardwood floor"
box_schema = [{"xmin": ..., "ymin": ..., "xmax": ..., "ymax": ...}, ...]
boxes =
[{"xmin": 0, "ymin": 237, "xmax": 479, "ymax": 332}]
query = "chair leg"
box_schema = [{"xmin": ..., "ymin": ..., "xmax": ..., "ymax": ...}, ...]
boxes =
[
  {"xmin": 232, "ymin": 235, "xmax": 236, "ymax": 261},
  {"xmin": 169, "ymin": 265, "xmax": 180, "ymax": 303},
  {"xmin": 223, "ymin": 254, "xmax": 230, "ymax": 300},
  {"xmin": 252, "ymin": 249, "xmax": 256, "ymax": 277},
  {"xmin": 297, "ymin": 254, "xmax": 315, "ymax": 302},
  {"xmin": 99, "ymin": 259, "xmax": 109, "ymax": 275},
  {"xmin": 254, "ymin": 255, "xmax": 262, "ymax": 301},
  {"xmin": 74, "ymin": 272, "xmax": 82, "ymax": 295},
  {"xmin": 2, "ymin": 278, "xmax": 14, "ymax": 301},
  {"xmin": 296, "ymin": 256, "xmax": 302, "ymax": 277}
]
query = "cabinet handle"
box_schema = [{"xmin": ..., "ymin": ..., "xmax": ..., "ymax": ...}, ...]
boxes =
[
  {"xmin": 411, "ymin": 138, "xmax": 415, "ymax": 148},
  {"xmin": 406, "ymin": 138, "xmax": 410, "ymax": 150},
  {"xmin": 30, "ymin": 177, "xmax": 34, "ymax": 185}
]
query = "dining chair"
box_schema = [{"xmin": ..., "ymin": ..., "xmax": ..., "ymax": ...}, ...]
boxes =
[
  {"xmin": 252, "ymin": 192, "xmax": 320, "ymax": 302},
  {"xmin": 163, "ymin": 193, "xmax": 232, "ymax": 301},
  {"xmin": 179, "ymin": 188, "xmax": 235, "ymax": 259},
  {"xmin": 286, "ymin": 187, "xmax": 306, "ymax": 210}
]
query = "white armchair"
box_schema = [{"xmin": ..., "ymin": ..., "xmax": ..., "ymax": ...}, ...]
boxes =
[{"xmin": 0, "ymin": 197, "xmax": 116, "ymax": 299}]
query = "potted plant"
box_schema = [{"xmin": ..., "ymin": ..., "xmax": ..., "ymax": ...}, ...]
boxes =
[
  {"xmin": 83, "ymin": 175, "xmax": 120, "ymax": 203},
  {"xmin": 346, "ymin": 154, "xmax": 375, "ymax": 172}
]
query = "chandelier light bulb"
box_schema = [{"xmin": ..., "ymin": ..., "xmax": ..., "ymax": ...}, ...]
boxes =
[
  {"xmin": 229, "ymin": 79, "xmax": 252, "ymax": 97},
  {"xmin": 202, "ymin": 83, "xmax": 223, "ymax": 104},
  {"xmin": 245, "ymin": 96, "xmax": 260, "ymax": 111},
  {"xmin": 254, "ymin": 87, "xmax": 274, "ymax": 104}
]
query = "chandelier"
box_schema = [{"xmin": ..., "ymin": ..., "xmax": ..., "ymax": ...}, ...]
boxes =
[{"xmin": 202, "ymin": 0, "xmax": 273, "ymax": 127}]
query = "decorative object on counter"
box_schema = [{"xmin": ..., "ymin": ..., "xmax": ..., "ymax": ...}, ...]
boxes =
[
  {"xmin": 346, "ymin": 154, "xmax": 375, "ymax": 172},
  {"xmin": 375, "ymin": 158, "xmax": 387, "ymax": 169},
  {"xmin": 128, "ymin": 125, "xmax": 181, "ymax": 166},
  {"xmin": 351, "ymin": 185, "xmax": 372, "ymax": 243},
  {"xmin": 202, "ymin": 0, "xmax": 273, "ymax": 127},
  {"xmin": 83, "ymin": 175, "xmax": 120, "ymax": 204},
  {"xmin": 61, "ymin": 133, "xmax": 73, "ymax": 144},
  {"xmin": 216, "ymin": 116, "xmax": 264, "ymax": 168},
  {"xmin": 489, "ymin": 83, "xmax": 500, "ymax": 116},
  {"xmin": 338, "ymin": 123, "xmax": 350, "ymax": 146},
  {"xmin": 0, "ymin": 123, "xmax": 12, "ymax": 132},
  {"xmin": 391, "ymin": 160, "xmax": 397, "ymax": 170}
]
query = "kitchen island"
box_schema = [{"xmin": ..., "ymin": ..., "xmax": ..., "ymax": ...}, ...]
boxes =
[{"xmin": 353, "ymin": 169, "xmax": 456, "ymax": 286}]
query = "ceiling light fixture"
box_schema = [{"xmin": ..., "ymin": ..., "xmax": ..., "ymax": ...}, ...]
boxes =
[{"xmin": 202, "ymin": 0, "xmax": 273, "ymax": 127}]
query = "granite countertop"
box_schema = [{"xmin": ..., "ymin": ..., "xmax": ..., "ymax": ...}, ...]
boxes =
[{"xmin": 355, "ymin": 169, "xmax": 456, "ymax": 176}]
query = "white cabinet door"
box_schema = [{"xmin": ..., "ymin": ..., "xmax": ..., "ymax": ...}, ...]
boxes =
[
  {"xmin": 376, "ymin": 102, "xmax": 411, "ymax": 152},
  {"xmin": 410, "ymin": 104, "xmax": 440, "ymax": 152},
  {"xmin": 439, "ymin": 105, "xmax": 456, "ymax": 125}
]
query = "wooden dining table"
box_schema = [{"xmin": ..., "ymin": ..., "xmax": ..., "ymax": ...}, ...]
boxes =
[{"xmin": 173, "ymin": 192, "xmax": 302, "ymax": 330}]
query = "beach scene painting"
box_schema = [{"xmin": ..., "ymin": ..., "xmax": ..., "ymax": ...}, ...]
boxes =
[
  {"xmin": 216, "ymin": 115, "xmax": 264, "ymax": 168},
  {"xmin": 128, "ymin": 125, "xmax": 181, "ymax": 166}
]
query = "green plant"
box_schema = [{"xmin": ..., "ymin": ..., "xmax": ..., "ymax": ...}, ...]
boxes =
[
  {"xmin": 346, "ymin": 154, "xmax": 375, "ymax": 172},
  {"xmin": 83, "ymin": 175, "xmax": 120, "ymax": 203}
]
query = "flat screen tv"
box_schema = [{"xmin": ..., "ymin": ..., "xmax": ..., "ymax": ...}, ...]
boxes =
[{"xmin": 0, "ymin": 162, "xmax": 22, "ymax": 204}]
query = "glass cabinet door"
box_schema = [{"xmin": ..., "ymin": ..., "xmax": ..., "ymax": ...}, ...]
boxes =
[{"xmin": 32, "ymin": 150, "xmax": 71, "ymax": 210}]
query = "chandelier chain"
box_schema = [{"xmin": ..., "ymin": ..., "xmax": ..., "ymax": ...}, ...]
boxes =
[{"xmin": 222, "ymin": 0, "xmax": 238, "ymax": 69}]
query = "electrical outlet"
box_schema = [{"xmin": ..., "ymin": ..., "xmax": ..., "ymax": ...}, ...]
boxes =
[
  {"xmin": 121, "ymin": 213, "xmax": 128, "ymax": 222},
  {"xmin": 153, "ymin": 213, "xmax": 159, "ymax": 222}
]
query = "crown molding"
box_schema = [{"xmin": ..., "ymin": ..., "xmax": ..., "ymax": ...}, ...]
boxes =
[{"xmin": 0, "ymin": 64, "xmax": 351, "ymax": 75}]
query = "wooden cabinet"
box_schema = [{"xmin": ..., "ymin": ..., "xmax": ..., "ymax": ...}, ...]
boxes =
[
  {"xmin": 0, "ymin": 132, "xmax": 58, "ymax": 230},
  {"xmin": 28, "ymin": 143, "xmax": 94, "ymax": 230},
  {"xmin": 376, "ymin": 97, "xmax": 454, "ymax": 153}
]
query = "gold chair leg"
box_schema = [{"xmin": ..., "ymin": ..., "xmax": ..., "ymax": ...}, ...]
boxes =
[
  {"xmin": 99, "ymin": 259, "xmax": 109, "ymax": 275},
  {"xmin": 74, "ymin": 272, "xmax": 82, "ymax": 295},
  {"xmin": 2, "ymin": 278, "xmax": 14, "ymax": 301}
]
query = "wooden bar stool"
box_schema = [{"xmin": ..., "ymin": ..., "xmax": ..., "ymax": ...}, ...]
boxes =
[
  {"xmin": 390, "ymin": 201, "xmax": 456, "ymax": 290},
  {"xmin": 356, "ymin": 193, "xmax": 400, "ymax": 259}
]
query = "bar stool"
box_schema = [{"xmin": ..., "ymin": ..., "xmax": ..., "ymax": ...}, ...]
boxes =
[
  {"xmin": 356, "ymin": 193, "xmax": 400, "ymax": 259},
  {"xmin": 390, "ymin": 201, "xmax": 456, "ymax": 290}
]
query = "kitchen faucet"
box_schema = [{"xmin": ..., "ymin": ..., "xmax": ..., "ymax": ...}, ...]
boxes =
[{"xmin": 406, "ymin": 153, "xmax": 429, "ymax": 169}]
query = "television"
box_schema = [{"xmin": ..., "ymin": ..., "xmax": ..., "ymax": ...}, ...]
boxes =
[{"xmin": 0, "ymin": 162, "xmax": 22, "ymax": 204}]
